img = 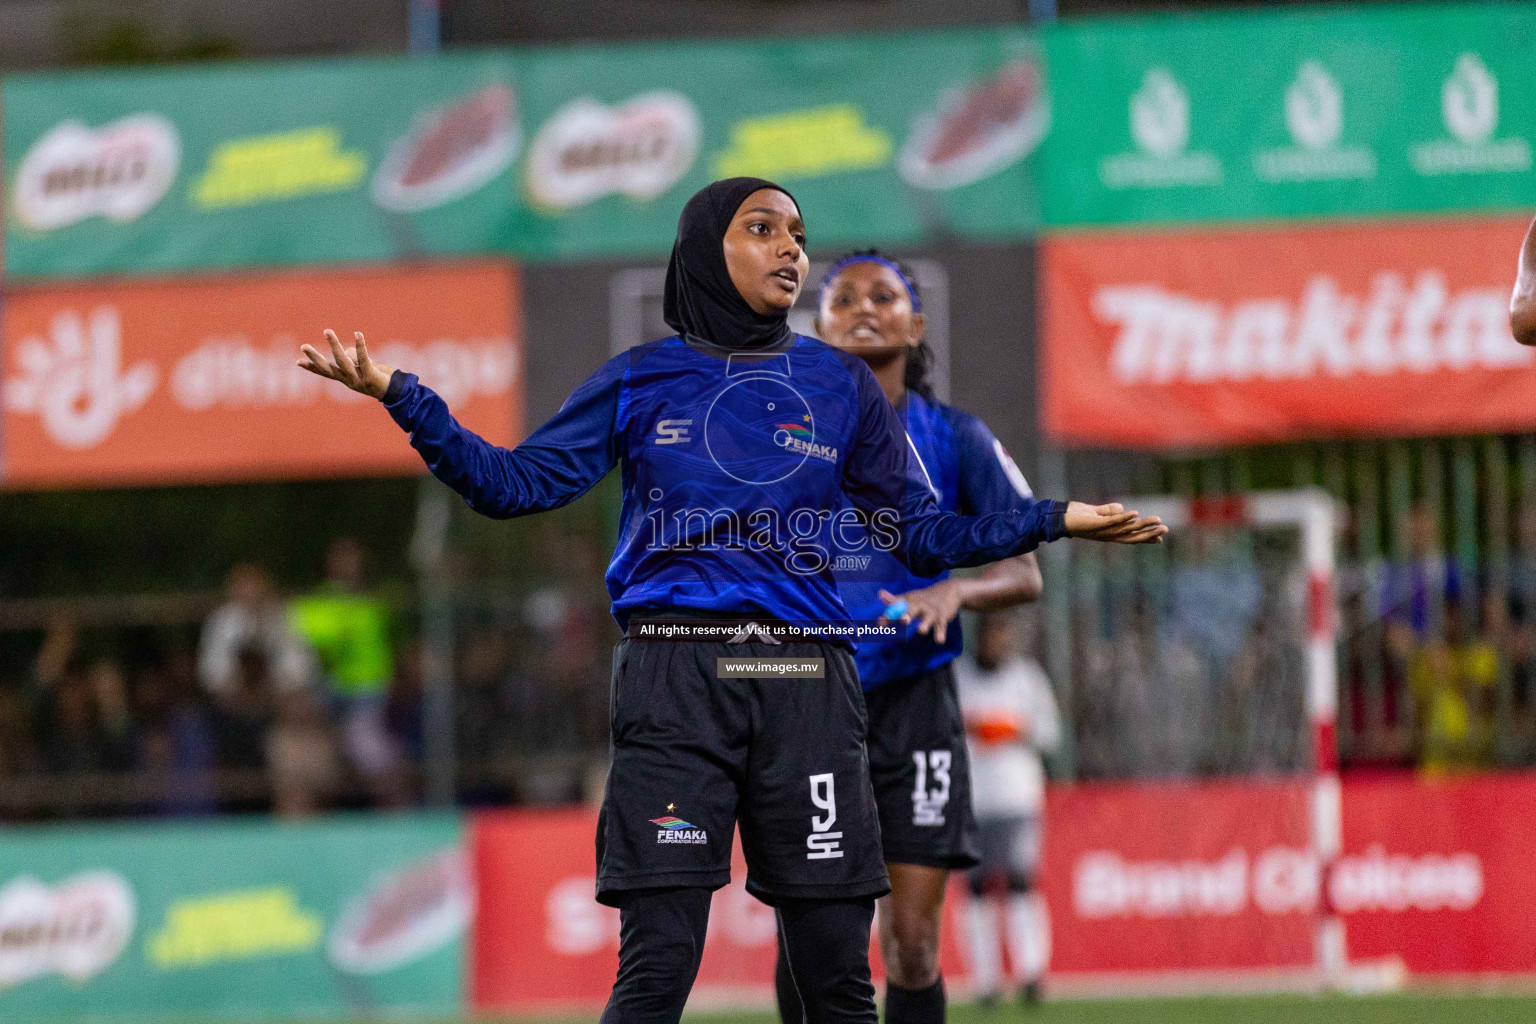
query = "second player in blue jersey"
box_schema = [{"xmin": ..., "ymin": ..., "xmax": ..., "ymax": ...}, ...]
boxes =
[{"xmin": 775, "ymin": 251, "xmax": 1049, "ymax": 1024}]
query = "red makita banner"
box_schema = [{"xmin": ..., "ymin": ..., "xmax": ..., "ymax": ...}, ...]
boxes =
[{"xmin": 1040, "ymin": 217, "xmax": 1536, "ymax": 449}]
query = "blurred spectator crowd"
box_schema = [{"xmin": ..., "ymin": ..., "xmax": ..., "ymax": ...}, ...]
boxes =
[
  {"xmin": 0, "ymin": 537, "xmax": 614, "ymax": 821},
  {"xmin": 1339, "ymin": 504, "xmax": 1536, "ymax": 776},
  {"xmin": 6, "ymin": 501, "xmax": 1536, "ymax": 821},
  {"xmin": 1069, "ymin": 503, "xmax": 1536, "ymax": 784}
]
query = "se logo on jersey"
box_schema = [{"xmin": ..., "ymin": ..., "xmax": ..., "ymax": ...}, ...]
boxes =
[{"xmin": 653, "ymin": 418, "xmax": 693, "ymax": 444}]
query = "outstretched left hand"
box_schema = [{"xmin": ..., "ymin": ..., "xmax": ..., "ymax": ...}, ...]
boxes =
[
  {"xmin": 298, "ymin": 329, "xmax": 394, "ymax": 401},
  {"xmin": 1063, "ymin": 502, "xmax": 1167, "ymax": 544},
  {"xmin": 879, "ymin": 581, "xmax": 964, "ymax": 645}
]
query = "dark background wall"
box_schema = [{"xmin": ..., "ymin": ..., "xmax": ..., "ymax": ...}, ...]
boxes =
[
  {"xmin": 0, "ymin": 0, "xmax": 1421, "ymax": 71},
  {"xmin": 518, "ymin": 240, "xmax": 1041, "ymax": 481}
]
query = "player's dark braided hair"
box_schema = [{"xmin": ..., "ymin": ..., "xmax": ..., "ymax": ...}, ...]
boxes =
[{"xmin": 820, "ymin": 248, "xmax": 935, "ymax": 401}]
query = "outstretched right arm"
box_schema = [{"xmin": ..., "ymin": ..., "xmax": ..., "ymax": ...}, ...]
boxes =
[
  {"xmin": 301, "ymin": 330, "xmax": 622, "ymax": 519},
  {"xmin": 838, "ymin": 359, "xmax": 1164, "ymax": 577}
]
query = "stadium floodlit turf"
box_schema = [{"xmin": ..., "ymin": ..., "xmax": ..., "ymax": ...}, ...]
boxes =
[{"xmin": 503, "ymin": 992, "xmax": 1536, "ymax": 1024}]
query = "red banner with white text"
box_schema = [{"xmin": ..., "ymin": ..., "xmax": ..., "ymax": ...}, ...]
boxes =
[
  {"xmin": 469, "ymin": 809, "xmax": 974, "ymax": 1014},
  {"xmin": 1039, "ymin": 780, "xmax": 1316, "ymax": 977},
  {"xmin": 470, "ymin": 774, "xmax": 1536, "ymax": 1013},
  {"xmin": 1338, "ymin": 773, "xmax": 1536, "ymax": 975},
  {"xmin": 0, "ymin": 261, "xmax": 521, "ymax": 489},
  {"xmin": 1040, "ymin": 217, "xmax": 1536, "ymax": 450}
]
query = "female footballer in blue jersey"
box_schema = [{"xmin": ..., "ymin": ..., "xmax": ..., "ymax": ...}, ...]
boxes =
[
  {"xmin": 298, "ymin": 177, "xmax": 1164, "ymax": 1024},
  {"xmin": 776, "ymin": 252, "xmax": 1047, "ymax": 1024}
]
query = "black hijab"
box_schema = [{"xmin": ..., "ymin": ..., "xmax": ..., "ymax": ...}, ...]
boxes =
[{"xmin": 663, "ymin": 177, "xmax": 799, "ymax": 350}]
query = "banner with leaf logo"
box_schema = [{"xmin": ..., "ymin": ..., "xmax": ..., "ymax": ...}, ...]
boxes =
[{"xmin": 1038, "ymin": 2, "xmax": 1536, "ymax": 227}]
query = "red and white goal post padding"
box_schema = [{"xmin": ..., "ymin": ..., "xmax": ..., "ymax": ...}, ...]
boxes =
[{"xmin": 1121, "ymin": 489, "xmax": 1382, "ymax": 990}]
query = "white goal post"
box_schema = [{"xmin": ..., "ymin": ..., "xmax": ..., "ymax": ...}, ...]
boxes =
[{"xmin": 1121, "ymin": 489, "xmax": 1345, "ymax": 982}]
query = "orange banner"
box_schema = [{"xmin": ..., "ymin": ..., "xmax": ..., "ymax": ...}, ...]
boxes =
[
  {"xmin": 1, "ymin": 261, "xmax": 521, "ymax": 488},
  {"xmin": 1041, "ymin": 217, "xmax": 1536, "ymax": 449}
]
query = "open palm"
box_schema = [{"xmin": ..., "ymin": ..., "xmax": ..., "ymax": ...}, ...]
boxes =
[
  {"xmin": 1064, "ymin": 502, "xmax": 1167, "ymax": 544},
  {"xmin": 298, "ymin": 329, "xmax": 394, "ymax": 400}
]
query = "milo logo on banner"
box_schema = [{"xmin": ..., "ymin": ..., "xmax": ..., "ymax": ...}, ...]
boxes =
[
  {"xmin": 0, "ymin": 871, "xmax": 136, "ymax": 987},
  {"xmin": 525, "ymin": 91, "xmax": 699, "ymax": 211},
  {"xmin": 11, "ymin": 114, "xmax": 180, "ymax": 230},
  {"xmin": 1098, "ymin": 68, "xmax": 1222, "ymax": 190},
  {"xmin": 1410, "ymin": 53, "xmax": 1532, "ymax": 177},
  {"xmin": 1253, "ymin": 61, "xmax": 1376, "ymax": 182}
]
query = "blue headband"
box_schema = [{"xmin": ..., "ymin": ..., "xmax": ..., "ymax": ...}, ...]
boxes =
[{"xmin": 819, "ymin": 254, "xmax": 921, "ymax": 313}]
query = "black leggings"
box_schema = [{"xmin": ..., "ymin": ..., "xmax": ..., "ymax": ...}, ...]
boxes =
[{"xmin": 601, "ymin": 887, "xmax": 877, "ymax": 1024}]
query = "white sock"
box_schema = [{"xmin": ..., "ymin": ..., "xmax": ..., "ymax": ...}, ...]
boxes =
[
  {"xmin": 1005, "ymin": 891, "xmax": 1050, "ymax": 984},
  {"xmin": 964, "ymin": 896, "xmax": 1003, "ymax": 999}
]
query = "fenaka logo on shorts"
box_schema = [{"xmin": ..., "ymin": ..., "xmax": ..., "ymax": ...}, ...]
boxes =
[{"xmin": 652, "ymin": 808, "xmax": 708, "ymax": 845}]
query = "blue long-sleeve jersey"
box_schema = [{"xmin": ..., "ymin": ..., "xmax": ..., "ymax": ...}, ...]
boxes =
[
  {"xmin": 382, "ymin": 333, "xmax": 1066, "ymax": 631},
  {"xmin": 839, "ymin": 391, "xmax": 1039, "ymax": 689}
]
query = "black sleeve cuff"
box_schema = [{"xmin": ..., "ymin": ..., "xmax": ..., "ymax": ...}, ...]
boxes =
[
  {"xmin": 382, "ymin": 368, "xmax": 409, "ymax": 405},
  {"xmin": 1042, "ymin": 499, "xmax": 1070, "ymax": 543}
]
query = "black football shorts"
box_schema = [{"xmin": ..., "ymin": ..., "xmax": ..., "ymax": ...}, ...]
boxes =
[
  {"xmin": 862, "ymin": 662, "xmax": 980, "ymax": 870},
  {"xmin": 596, "ymin": 636, "xmax": 890, "ymax": 907}
]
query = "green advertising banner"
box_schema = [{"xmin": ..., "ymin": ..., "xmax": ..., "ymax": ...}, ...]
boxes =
[
  {"xmin": 1, "ymin": 28, "xmax": 1047, "ymax": 279},
  {"xmin": 2, "ymin": 52, "xmax": 520, "ymax": 280},
  {"xmin": 1039, "ymin": 2, "xmax": 1536, "ymax": 228},
  {"xmin": 502, "ymin": 30, "xmax": 1044, "ymax": 259},
  {"xmin": 0, "ymin": 813, "xmax": 466, "ymax": 1022}
]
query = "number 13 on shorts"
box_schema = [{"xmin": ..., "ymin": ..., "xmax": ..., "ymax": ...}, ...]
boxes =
[
  {"xmin": 807, "ymin": 773, "xmax": 845, "ymax": 859},
  {"xmin": 912, "ymin": 750, "xmax": 951, "ymax": 826}
]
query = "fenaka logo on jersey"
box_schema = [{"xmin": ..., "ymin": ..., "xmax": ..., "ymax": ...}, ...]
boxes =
[
  {"xmin": 774, "ymin": 415, "xmax": 837, "ymax": 464},
  {"xmin": 652, "ymin": 808, "xmax": 708, "ymax": 845},
  {"xmin": 653, "ymin": 418, "xmax": 692, "ymax": 444}
]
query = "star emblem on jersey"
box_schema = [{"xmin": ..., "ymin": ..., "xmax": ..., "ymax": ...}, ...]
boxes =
[{"xmin": 651, "ymin": 812, "xmax": 708, "ymax": 844}]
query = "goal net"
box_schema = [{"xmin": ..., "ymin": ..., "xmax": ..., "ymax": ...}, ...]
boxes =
[
  {"xmin": 1039, "ymin": 489, "xmax": 1380, "ymax": 991},
  {"xmin": 1064, "ymin": 491, "xmax": 1332, "ymax": 785}
]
